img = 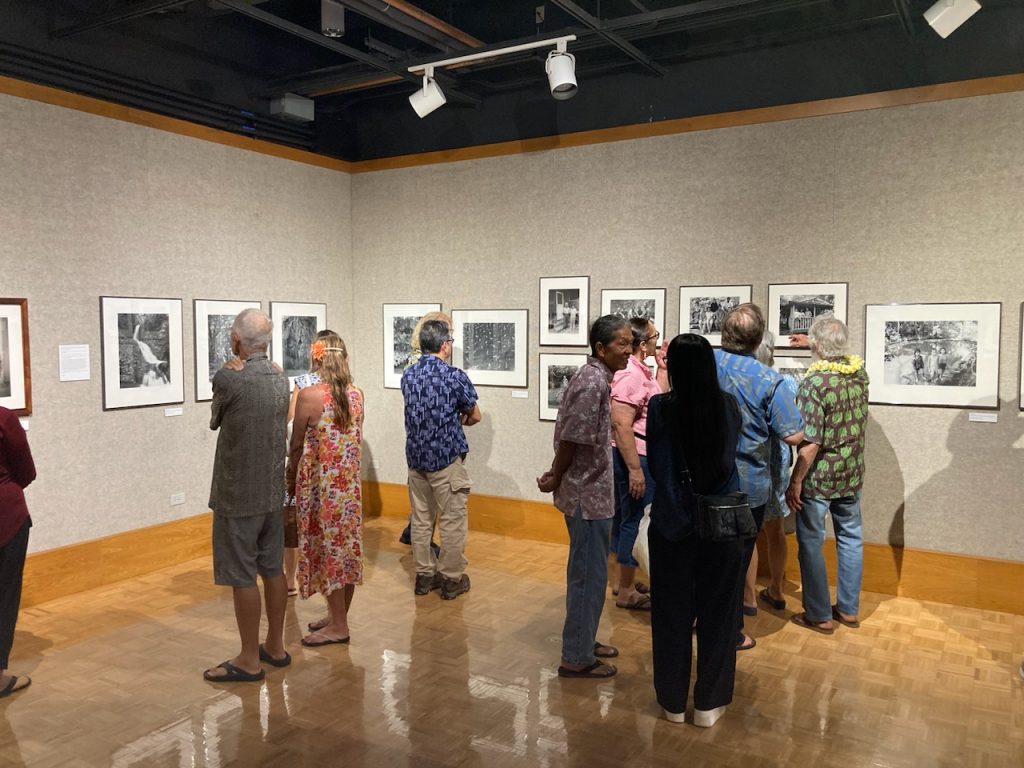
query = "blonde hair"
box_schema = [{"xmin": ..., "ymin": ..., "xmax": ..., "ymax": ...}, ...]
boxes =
[
  {"xmin": 411, "ymin": 311, "xmax": 452, "ymax": 356},
  {"xmin": 315, "ymin": 332, "xmax": 354, "ymax": 429}
]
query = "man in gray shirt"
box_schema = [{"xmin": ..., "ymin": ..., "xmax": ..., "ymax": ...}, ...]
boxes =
[{"xmin": 204, "ymin": 308, "xmax": 290, "ymax": 682}]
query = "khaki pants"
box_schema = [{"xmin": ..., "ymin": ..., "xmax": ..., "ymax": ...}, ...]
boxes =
[{"xmin": 408, "ymin": 458, "xmax": 471, "ymax": 579}]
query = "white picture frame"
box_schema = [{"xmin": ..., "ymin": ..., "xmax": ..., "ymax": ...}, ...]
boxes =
[
  {"xmin": 864, "ymin": 302, "xmax": 1001, "ymax": 409},
  {"xmin": 539, "ymin": 353, "xmax": 587, "ymax": 421},
  {"xmin": 767, "ymin": 282, "xmax": 848, "ymax": 349},
  {"xmin": 270, "ymin": 301, "xmax": 327, "ymax": 386},
  {"xmin": 383, "ymin": 302, "xmax": 442, "ymax": 389},
  {"xmin": 451, "ymin": 309, "xmax": 529, "ymax": 388},
  {"xmin": 678, "ymin": 284, "xmax": 752, "ymax": 346},
  {"xmin": 539, "ymin": 276, "xmax": 589, "ymax": 347},
  {"xmin": 602, "ymin": 288, "xmax": 666, "ymax": 366},
  {"xmin": 193, "ymin": 299, "xmax": 262, "ymax": 402},
  {"xmin": 100, "ymin": 296, "xmax": 184, "ymax": 411},
  {"xmin": 0, "ymin": 298, "xmax": 30, "ymax": 415}
]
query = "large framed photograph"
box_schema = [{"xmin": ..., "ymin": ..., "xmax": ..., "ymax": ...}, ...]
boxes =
[
  {"xmin": 774, "ymin": 356, "xmax": 811, "ymax": 388},
  {"xmin": 383, "ymin": 303, "xmax": 442, "ymax": 389},
  {"xmin": 768, "ymin": 282, "xmax": 848, "ymax": 348},
  {"xmin": 451, "ymin": 309, "xmax": 528, "ymax": 388},
  {"xmin": 539, "ymin": 353, "xmax": 586, "ymax": 421},
  {"xmin": 601, "ymin": 288, "xmax": 666, "ymax": 335},
  {"xmin": 864, "ymin": 302, "xmax": 1001, "ymax": 409},
  {"xmin": 539, "ymin": 276, "xmax": 589, "ymax": 347},
  {"xmin": 193, "ymin": 299, "xmax": 262, "ymax": 401},
  {"xmin": 100, "ymin": 296, "xmax": 184, "ymax": 411},
  {"xmin": 0, "ymin": 298, "xmax": 31, "ymax": 416},
  {"xmin": 270, "ymin": 301, "xmax": 327, "ymax": 385},
  {"xmin": 678, "ymin": 285, "xmax": 752, "ymax": 346}
]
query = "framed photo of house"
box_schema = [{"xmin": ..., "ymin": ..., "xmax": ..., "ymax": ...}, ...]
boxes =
[
  {"xmin": 774, "ymin": 356, "xmax": 811, "ymax": 389},
  {"xmin": 451, "ymin": 309, "xmax": 528, "ymax": 388},
  {"xmin": 270, "ymin": 301, "xmax": 327, "ymax": 386},
  {"xmin": 193, "ymin": 299, "xmax": 262, "ymax": 401},
  {"xmin": 100, "ymin": 296, "xmax": 184, "ymax": 411},
  {"xmin": 768, "ymin": 282, "xmax": 848, "ymax": 349},
  {"xmin": 678, "ymin": 285, "xmax": 752, "ymax": 346},
  {"xmin": 539, "ymin": 353, "xmax": 587, "ymax": 421},
  {"xmin": 864, "ymin": 302, "xmax": 1001, "ymax": 409},
  {"xmin": 383, "ymin": 303, "xmax": 442, "ymax": 389},
  {"xmin": 0, "ymin": 298, "xmax": 31, "ymax": 416},
  {"xmin": 539, "ymin": 276, "xmax": 589, "ymax": 347}
]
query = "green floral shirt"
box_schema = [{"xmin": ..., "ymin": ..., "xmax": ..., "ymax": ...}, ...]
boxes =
[{"xmin": 796, "ymin": 364, "xmax": 870, "ymax": 499}]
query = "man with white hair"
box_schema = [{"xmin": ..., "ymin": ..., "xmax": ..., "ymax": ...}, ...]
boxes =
[
  {"xmin": 786, "ymin": 315, "xmax": 870, "ymax": 635},
  {"xmin": 205, "ymin": 308, "xmax": 290, "ymax": 682}
]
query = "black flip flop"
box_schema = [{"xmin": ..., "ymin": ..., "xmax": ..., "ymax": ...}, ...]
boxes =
[
  {"xmin": 557, "ymin": 660, "xmax": 617, "ymax": 679},
  {"xmin": 791, "ymin": 613, "xmax": 835, "ymax": 635},
  {"xmin": 832, "ymin": 606, "xmax": 860, "ymax": 628},
  {"xmin": 0, "ymin": 675, "xmax": 31, "ymax": 699},
  {"xmin": 594, "ymin": 642, "xmax": 619, "ymax": 658},
  {"xmin": 259, "ymin": 644, "xmax": 292, "ymax": 668},
  {"xmin": 203, "ymin": 661, "xmax": 265, "ymax": 683},
  {"xmin": 301, "ymin": 632, "xmax": 351, "ymax": 647},
  {"xmin": 736, "ymin": 636, "xmax": 757, "ymax": 651},
  {"xmin": 759, "ymin": 588, "xmax": 786, "ymax": 610}
]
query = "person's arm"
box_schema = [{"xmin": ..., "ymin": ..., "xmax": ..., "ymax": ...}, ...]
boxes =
[
  {"xmin": 2, "ymin": 414, "xmax": 36, "ymax": 489},
  {"xmin": 286, "ymin": 388, "xmax": 318, "ymax": 497},
  {"xmin": 455, "ymin": 372, "xmax": 481, "ymax": 427},
  {"xmin": 286, "ymin": 385, "xmax": 301, "ymax": 423},
  {"xmin": 783, "ymin": 429, "xmax": 805, "ymax": 447},
  {"xmin": 655, "ymin": 340, "xmax": 669, "ymax": 392},
  {"xmin": 785, "ymin": 441, "xmax": 820, "ymax": 512},
  {"xmin": 611, "ymin": 399, "xmax": 645, "ymax": 499},
  {"xmin": 461, "ymin": 403, "xmax": 482, "ymax": 426},
  {"xmin": 537, "ymin": 440, "xmax": 577, "ymax": 494},
  {"xmin": 210, "ymin": 372, "xmax": 231, "ymax": 430}
]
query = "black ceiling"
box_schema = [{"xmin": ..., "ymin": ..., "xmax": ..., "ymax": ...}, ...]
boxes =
[{"xmin": 2, "ymin": 1, "xmax": 1022, "ymax": 162}]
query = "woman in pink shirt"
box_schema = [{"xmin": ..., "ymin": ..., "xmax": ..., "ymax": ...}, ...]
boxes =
[{"xmin": 610, "ymin": 317, "xmax": 668, "ymax": 609}]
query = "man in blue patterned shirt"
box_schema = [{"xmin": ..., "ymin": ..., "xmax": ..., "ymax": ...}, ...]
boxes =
[
  {"xmin": 402, "ymin": 319, "xmax": 481, "ymax": 600},
  {"xmin": 715, "ymin": 304, "xmax": 804, "ymax": 651}
]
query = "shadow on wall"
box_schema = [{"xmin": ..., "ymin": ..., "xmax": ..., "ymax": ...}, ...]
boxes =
[
  {"xmin": 361, "ymin": 440, "xmax": 384, "ymax": 520},
  {"xmin": 465, "ymin": 414, "xmax": 520, "ymax": 509},
  {"xmin": 861, "ymin": 413, "xmax": 906, "ymax": 578}
]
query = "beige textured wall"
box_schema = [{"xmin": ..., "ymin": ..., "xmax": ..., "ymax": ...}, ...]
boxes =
[
  {"xmin": 352, "ymin": 91, "xmax": 1024, "ymax": 562},
  {"xmin": 0, "ymin": 93, "xmax": 352, "ymax": 553}
]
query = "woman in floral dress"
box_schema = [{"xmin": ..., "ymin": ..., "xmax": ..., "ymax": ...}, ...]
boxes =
[{"xmin": 286, "ymin": 333, "xmax": 364, "ymax": 647}]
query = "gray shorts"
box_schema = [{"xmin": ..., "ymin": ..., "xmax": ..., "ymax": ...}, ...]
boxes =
[{"xmin": 212, "ymin": 511, "xmax": 284, "ymax": 587}]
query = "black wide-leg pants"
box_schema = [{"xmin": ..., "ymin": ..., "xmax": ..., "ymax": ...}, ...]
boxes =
[{"xmin": 0, "ymin": 517, "xmax": 31, "ymax": 670}]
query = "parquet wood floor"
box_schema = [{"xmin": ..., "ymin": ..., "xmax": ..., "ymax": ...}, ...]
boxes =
[{"xmin": 2, "ymin": 518, "xmax": 1023, "ymax": 767}]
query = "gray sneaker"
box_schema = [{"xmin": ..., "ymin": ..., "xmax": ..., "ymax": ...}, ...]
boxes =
[
  {"xmin": 441, "ymin": 574, "xmax": 471, "ymax": 600},
  {"xmin": 414, "ymin": 573, "xmax": 442, "ymax": 596}
]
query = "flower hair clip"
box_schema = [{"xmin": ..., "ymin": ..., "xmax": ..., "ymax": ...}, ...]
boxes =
[{"xmin": 311, "ymin": 340, "xmax": 346, "ymax": 362}]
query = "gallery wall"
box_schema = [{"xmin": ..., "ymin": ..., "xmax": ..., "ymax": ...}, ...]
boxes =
[
  {"xmin": 351, "ymin": 89, "xmax": 1024, "ymax": 562},
  {"xmin": 0, "ymin": 91, "xmax": 353, "ymax": 553}
]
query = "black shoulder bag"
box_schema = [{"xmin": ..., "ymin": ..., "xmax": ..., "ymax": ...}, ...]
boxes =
[{"xmin": 673, "ymin": 438, "xmax": 757, "ymax": 542}]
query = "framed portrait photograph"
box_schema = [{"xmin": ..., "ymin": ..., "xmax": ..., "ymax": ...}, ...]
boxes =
[
  {"xmin": 100, "ymin": 296, "xmax": 184, "ymax": 411},
  {"xmin": 864, "ymin": 302, "xmax": 1001, "ymax": 409},
  {"xmin": 270, "ymin": 301, "xmax": 327, "ymax": 385},
  {"xmin": 774, "ymin": 356, "xmax": 811, "ymax": 388},
  {"xmin": 768, "ymin": 282, "xmax": 848, "ymax": 348},
  {"xmin": 539, "ymin": 353, "xmax": 586, "ymax": 421},
  {"xmin": 383, "ymin": 303, "xmax": 442, "ymax": 389},
  {"xmin": 451, "ymin": 309, "xmax": 528, "ymax": 388},
  {"xmin": 539, "ymin": 276, "xmax": 589, "ymax": 347},
  {"xmin": 678, "ymin": 285, "xmax": 752, "ymax": 346},
  {"xmin": 0, "ymin": 298, "xmax": 31, "ymax": 416},
  {"xmin": 193, "ymin": 299, "xmax": 262, "ymax": 401}
]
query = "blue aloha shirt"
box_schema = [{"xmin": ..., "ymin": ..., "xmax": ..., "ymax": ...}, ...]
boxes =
[{"xmin": 401, "ymin": 355, "xmax": 478, "ymax": 472}]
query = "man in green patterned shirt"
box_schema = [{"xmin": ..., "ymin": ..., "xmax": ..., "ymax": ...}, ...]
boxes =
[{"xmin": 785, "ymin": 316, "xmax": 869, "ymax": 635}]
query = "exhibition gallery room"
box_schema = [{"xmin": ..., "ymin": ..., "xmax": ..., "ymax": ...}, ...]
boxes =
[{"xmin": 1, "ymin": 1, "xmax": 1023, "ymax": 766}]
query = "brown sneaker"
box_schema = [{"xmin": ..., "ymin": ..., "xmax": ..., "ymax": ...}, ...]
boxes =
[
  {"xmin": 414, "ymin": 573, "xmax": 442, "ymax": 595},
  {"xmin": 440, "ymin": 574, "xmax": 471, "ymax": 600}
]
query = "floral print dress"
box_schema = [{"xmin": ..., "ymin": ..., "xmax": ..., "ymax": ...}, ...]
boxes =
[{"xmin": 296, "ymin": 385, "xmax": 363, "ymax": 597}]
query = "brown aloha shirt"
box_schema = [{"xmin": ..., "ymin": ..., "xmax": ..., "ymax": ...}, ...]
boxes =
[{"xmin": 796, "ymin": 363, "xmax": 870, "ymax": 499}]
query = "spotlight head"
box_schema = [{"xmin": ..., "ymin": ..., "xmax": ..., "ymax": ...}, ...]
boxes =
[
  {"xmin": 924, "ymin": 0, "xmax": 980, "ymax": 38},
  {"xmin": 320, "ymin": 0, "xmax": 345, "ymax": 38},
  {"xmin": 409, "ymin": 72, "xmax": 446, "ymax": 118},
  {"xmin": 545, "ymin": 50, "xmax": 577, "ymax": 101}
]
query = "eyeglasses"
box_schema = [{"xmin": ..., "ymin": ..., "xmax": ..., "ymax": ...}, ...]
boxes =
[
  {"xmin": 645, "ymin": 332, "xmax": 661, "ymax": 342},
  {"xmin": 445, "ymin": 337, "xmax": 455, "ymax": 344}
]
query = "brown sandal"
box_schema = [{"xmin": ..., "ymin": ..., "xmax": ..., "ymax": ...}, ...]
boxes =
[{"xmin": 791, "ymin": 613, "xmax": 835, "ymax": 635}]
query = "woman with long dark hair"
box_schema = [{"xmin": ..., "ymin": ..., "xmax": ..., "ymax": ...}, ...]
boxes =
[{"xmin": 646, "ymin": 334, "xmax": 744, "ymax": 728}]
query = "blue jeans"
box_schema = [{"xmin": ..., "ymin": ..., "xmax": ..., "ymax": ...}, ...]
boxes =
[
  {"xmin": 562, "ymin": 511, "xmax": 612, "ymax": 666},
  {"xmin": 611, "ymin": 452, "xmax": 655, "ymax": 567},
  {"xmin": 796, "ymin": 493, "xmax": 863, "ymax": 622}
]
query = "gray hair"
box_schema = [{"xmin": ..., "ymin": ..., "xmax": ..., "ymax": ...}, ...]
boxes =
[
  {"xmin": 589, "ymin": 314, "xmax": 629, "ymax": 356},
  {"xmin": 419, "ymin": 319, "xmax": 450, "ymax": 355},
  {"xmin": 232, "ymin": 308, "xmax": 273, "ymax": 352},
  {"xmin": 755, "ymin": 330, "xmax": 775, "ymax": 367},
  {"xmin": 808, "ymin": 315, "xmax": 849, "ymax": 360}
]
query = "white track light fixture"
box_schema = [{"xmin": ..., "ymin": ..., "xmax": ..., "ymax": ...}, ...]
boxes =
[
  {"xmin": 924, "ymin": 0, "xmax": 981, "ymax": 38},
  {"xmin": 407, "ymin": 35, "xmax": 578, "ymax": 117},
  {"xmin": 408, "ymin": 67, "xmax": 446, "ymax": 118},
  {"xmin": 320, "ymin": 0, "xmax": 345, "ymax": 38},
  {"xmin": 545, "ymin": 40, "xmax": 578, "ymax": 101}
]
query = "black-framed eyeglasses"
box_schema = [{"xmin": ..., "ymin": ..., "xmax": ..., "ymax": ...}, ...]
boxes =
[
  {"xmin": 445, "ymin": 337, "xmax": 455, "ymax": 344},
  {"xmin": 645, "ymin": 332, "xmax": 661, "ymax": 342}
]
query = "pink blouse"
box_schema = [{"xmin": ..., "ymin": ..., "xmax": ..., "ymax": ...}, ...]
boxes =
[{"xmin": 610, "ymin": 355, "xmax": 662, "ymax": 456}]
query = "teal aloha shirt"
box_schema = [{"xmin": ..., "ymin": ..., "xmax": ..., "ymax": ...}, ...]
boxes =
[{"xmin": 796, "ymin": 362, "xmax": 870, "ymax": 499}]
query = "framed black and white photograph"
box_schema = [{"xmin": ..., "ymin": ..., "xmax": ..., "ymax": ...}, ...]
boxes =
[
  {"xmin": 678, "ymin": 285, "xmax": 752, "ymax": 346},
  {"xmin": 774, "ymin": 356, "xmax": 811, "ymax": 388},
  {"xmin": 451, "ymin": 309, "xmax": 528, "ymax": 388},
  {"xmin": 539, "ymin": 276, "xmax": 589, "ymax": 347},
  {"xmin": 270, "ymin": 301, "xmax": 327, "ymax": 385},
  {"xmin": 193, "ymin": 298, "xmax": 262, "ymax": 401},
  {"xmin": 383, "ymin": 303, "xmax": 442, "ymax": 389},
  {"xmin": 864, "ymin": 302, "xmax": 1001, "ymax": 409},
  {"xmin": 539, "ymin": 353, "xmax": 586, "ymax": 421},
  {"xmin": 601, "ymin": 288, "xmax": 666, "ymax": 335},
  {"xmin": 768, "ymin": 282, "xmax": 848, "ymax": 348},
  {"xmin": 0, "ymin": 298, "xmax": 31, "ymax": 416},
  {"xmin": 100, "ymin": 296, "xmax": 184, "ymax": 410}
]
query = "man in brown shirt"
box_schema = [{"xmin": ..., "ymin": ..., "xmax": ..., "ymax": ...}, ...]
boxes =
[
  {"xmin": 205, "ymin": 308, "xmax": 290, "ymax": 682},
  {"xmin": 538, "ymin": 314, "xmax": 632, "ymax": 679}
]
